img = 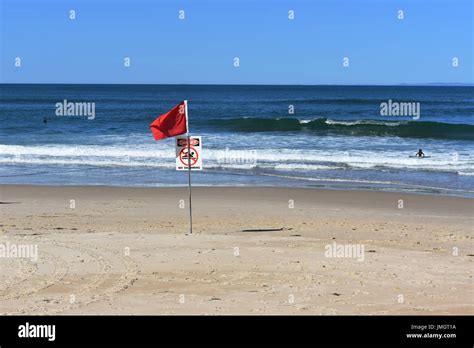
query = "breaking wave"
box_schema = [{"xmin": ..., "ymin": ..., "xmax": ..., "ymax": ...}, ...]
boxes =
[{"xmin": 205, "ymin": 118, "xmax": 474, "ymax": 140}]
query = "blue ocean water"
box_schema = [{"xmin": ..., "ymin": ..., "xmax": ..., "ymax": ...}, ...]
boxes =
[{"xmin": 1, "ymin": 84, "xmax": 473, "ymax": 197}]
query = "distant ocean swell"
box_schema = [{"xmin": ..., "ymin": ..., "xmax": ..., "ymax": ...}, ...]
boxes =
[{"xmin": 205, "ymin": 118, "xmax": 474, "ymax": 140}]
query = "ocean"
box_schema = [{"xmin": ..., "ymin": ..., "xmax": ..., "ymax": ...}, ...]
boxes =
[{"xmin": 1, "ymin": 84, "xmax": 473, "ymax": 197}]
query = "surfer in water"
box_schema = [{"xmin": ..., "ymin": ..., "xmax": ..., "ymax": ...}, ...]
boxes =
[{"xmin": 415, "ymin": 149, "xmax": 425, "ymax": 158}]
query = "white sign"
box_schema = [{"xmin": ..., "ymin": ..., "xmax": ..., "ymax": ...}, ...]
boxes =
[{"xmin": 175, "ymin": 136, "xmax": 202, "ymax": 171}]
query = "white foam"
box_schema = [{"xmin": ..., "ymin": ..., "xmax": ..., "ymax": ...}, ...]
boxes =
[
  {"xmin": 323, "ymin": 119, "xmax": 401, "ymax": 127},
  {"xmin": 1, "ymin": 144, "xmax": 472, "ymax": 174},
  {"xmin": 0, "ymin": 144, "xmax": 174, "ymax": 159},
  {"xmin": 274, "ymin": 163, "xmax": 340, "ymax": 171},
  {"xmin": 0, "ymin": 157, "xmax": 175, "ymax": 168}
]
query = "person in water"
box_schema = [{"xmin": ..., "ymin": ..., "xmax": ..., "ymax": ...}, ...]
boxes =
[{"xmin": 416, "ymin": 149, "xmax": 425, "ymax": 158}]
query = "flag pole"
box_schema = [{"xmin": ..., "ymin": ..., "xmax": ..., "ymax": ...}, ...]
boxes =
[{"xmin": 184, "ymin": 100, "xmax": 192, "ymax": 235}]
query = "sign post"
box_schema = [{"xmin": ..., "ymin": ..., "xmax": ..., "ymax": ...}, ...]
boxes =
[
  {"xmin": 185, "ymin": 100, "xmax": 192, "ymax": 235},
  {"xmin": 175, "ymin": 100, "xmax": 202, "ymax": 234}
]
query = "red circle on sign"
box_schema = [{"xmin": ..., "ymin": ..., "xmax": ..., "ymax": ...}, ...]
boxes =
[{"xmin": 179, "ymin": 146, "xmax": 199, "ymax": 166}]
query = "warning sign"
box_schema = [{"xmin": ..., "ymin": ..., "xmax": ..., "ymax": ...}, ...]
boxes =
[{"xmin": 175, "ymin": 136, "xmax": 202, "ymax": 171}]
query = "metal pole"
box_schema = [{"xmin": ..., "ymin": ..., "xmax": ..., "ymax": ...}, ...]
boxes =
[{"xmin": 184, "ymin": 100, "xmax": 192, "ymax": 235}]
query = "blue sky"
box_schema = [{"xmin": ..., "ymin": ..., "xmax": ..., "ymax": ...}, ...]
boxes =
[{"xmin": 1, "ymin": 0, "xmax": 472, "ymax": 85}]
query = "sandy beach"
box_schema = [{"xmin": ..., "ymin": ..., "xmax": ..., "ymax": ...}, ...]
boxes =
[{"xmin": 0, "ymin": 185, "xmax": 472, "ymax": 315}]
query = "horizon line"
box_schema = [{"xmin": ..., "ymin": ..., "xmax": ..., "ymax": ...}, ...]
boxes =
[{"xmin": 1, "ymin": 82, "xmax": 473, "ymax": 87}]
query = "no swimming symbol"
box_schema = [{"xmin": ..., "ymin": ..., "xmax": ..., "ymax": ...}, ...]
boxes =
[{"xmin": 175, "ymin": 136, "xmax": 202, "ymax": 171}]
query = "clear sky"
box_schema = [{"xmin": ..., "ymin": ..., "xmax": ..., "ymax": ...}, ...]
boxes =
[{"xmin": 1, "ymin": 0, "xmax": 472, "ymax": 85}]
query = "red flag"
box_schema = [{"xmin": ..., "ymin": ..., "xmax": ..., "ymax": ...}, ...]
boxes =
[{"xmin": 150, "ymin": 101, "xmax": 187, "ymax": 140}]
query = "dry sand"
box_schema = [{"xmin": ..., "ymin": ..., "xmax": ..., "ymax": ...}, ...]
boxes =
[{"xmin": 0, "ymin": 185, "xmax": 473, "ymax": 315}]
